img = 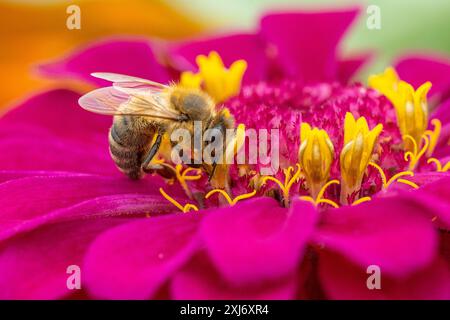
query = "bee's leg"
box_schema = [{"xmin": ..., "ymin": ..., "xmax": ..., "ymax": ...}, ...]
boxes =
[
  {"xmin": 142, "ymin": 163, "xmax": 163, "ymax": 172},
  {"xmin": 141, "ymin": 133, "xmax": 162, "ymax": 171}
]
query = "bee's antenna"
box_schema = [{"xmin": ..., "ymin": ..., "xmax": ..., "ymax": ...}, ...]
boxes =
[{"xmin": 208, "ymin": 162, "xmax": 218, "ymax": 182}]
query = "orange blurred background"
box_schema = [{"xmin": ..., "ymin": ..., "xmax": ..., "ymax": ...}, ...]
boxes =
[{"xmin": 0, "ymin": 0, "xmax": 203, "ymax": 109}]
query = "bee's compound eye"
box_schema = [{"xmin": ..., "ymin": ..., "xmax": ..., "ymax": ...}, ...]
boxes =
[{"xmin": 182, "ymin": 94, "xmax": 209, "ymax": 120}]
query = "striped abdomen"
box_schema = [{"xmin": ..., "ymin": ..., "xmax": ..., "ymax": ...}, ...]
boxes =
[{"xmin": 108, "ymin": 116, "xmax": 156, "ymax": 179}]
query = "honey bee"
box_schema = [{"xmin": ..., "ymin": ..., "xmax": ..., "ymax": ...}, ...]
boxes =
[{"xmin": 78, "ymin": 72, "xmax": 235, "ymax": 188}]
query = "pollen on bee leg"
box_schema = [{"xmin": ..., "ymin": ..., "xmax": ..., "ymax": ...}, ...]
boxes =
[{"xmin": 208, "ymin": 165, "xmax": 235, "ymax": 205}]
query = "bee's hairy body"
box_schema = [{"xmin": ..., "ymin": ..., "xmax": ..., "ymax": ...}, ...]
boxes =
[
  {"xmin": 108, "ymin": 86, "xmax": 234, "ymax": 180},
  {"xmin": 109, "ymin": 115, "xmax": 157, "ymax": 179}
]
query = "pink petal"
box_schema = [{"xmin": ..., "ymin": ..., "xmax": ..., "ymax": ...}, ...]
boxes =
[
  {"xmin": 0, "ymin": 135, "xmax": 115, "ymax": 175},
  {"xmin": 313, "ymin": 196, "xmax": 438, "ymax": 277},
  {"xmin": 0, "ymin": 89, "xmax": 110, "ymax": 142},
  {"xmin": 440, "ymin": 231, "xmax": 450, "ymax": 267},
  {"xmin": 38, "ymin": 39, "xmax": 171, "ymax": 86},
  {"xmin": 2, "ymin": 193, "xmax": 176, "ymax": 244},
  {"xmin": 400, "ymin": 176, "xmax": 450, "ymax": 229},
  {"xmin": 386, "ymin": 172, "xmax": 450, "ymax": 195},
  {"xmin": 201, "ymin": 198, "xmax": 317, "ymax": 285},
  {"xmin": 0, "ymin": 90, "xmax": 113, "ymax": 175},
  {"xmin": 337, "ymin": 52, "xmax": 373, "ymax": 83},
  {"xmin": 170, "ymin": 33, "xmax": 267, "ymax": 84},
  {"xmin": 431, "ymin": 98, "xmax": 450, "ymax": 125},
  {"xmin": 319, "ymin": 251, "xmax": 450, "ymax": 299},
  {"xmin": 0, "ymin": 174, "xmax": 183, "ymax": 241},
  {"xmin": 0, "ymin": 216, "xmax": 135, "ymax": 299},
  {"xmin": 395, "ymin": 54, "xmax": 450, "ymax": 100},
  {"xmin": 171, "ymin": 252, "xmax": 298, "ymax": 300},
  {"xmin": 259, "ymin": 8, "xmax": 359, "ymax": 83},
  {"xmin": 0, "ymin": 170, "xmax": 78, "ymax": 184},
  {"xmin": 83, "ymin": 212, "xmax": 203, "ymax": 299},
  {"xmin": 433, "ymin": 123, "xmax": 450, "ymax": 158},
  {"xmin": 406, "ymin": 172, "xmax": 450, "ymax": 186}
]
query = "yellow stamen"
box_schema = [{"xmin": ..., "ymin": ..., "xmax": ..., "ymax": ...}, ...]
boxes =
[
  {"xmin": 386, "ymin": 171, "xmax": 415, "ymax": 187},
  {"xmin": 427, "ymin": 158, "xmax": 450, "ymax": 172},
  {"xmin": 369, "ymin": 68, "xmax": 432, "ymax": 153},
  {"xmin": 205, "ymin": 189, "xmax": 257, "ymax": 206},
  {"xmin": 368, "ymin": 161, "xmax": 387, "ymax": 186},
  {"xmin": 299, "ymin": 179, "xmax": 340, "ymax": 208},
  {"xmin": 368, "ymin": 67, "xmax": 400, "ymax": 97},
  {"xmin": 396, "ymin": 179, "xmax": 419, "ymax": 189},
  {"xmin": 340, "ymin": 113, "xmax": 383, "ymax": 204},
  {"xmin": 205, "ymin": 189, "xmax": 233, "ymax": 205},
  {"xmin": 299, "ymin": 197, "xmax": 316, "ymax": 206},
  {"xmin": 404, "ymin": 133, "xmax": 429, "ymax": 170},
  {"xmin": 368, "ymin": 161, "xmax": 415, "ymax": 189},
  {"xmin": 316, "ymin": 199, "xmax": 340, "ymax": 208},
  {"xmin": 233, "ymin": 190, "xmax": 258, "ymax": 203},
  {"xmin": 180, "ymin": 51, "xmax": 247, "ymax": 103},
  {"xmin": 179, "ymin": 165, "xmax": 203, "ymax": 180},
  {"xmin": 261, "ymin": 164, "xmax": 302, "ymax": 207},
  {"xmin": 424, "ymin": 119, "xmax": 442, "ymax": 157},
  {"xmin": 179, "ymin": 72, "xmax": 202, "ymax": 89},
  {"xmin": 298, "ymin": 123, "xmax": 334, "ymax": 200},
  {"xmin": 160, "ymin": 163, "xmax": 202, "ymax": 199},
  {"xmin": 159, "ymin": 188, "xmax": 199, "ymax": 213},
  {"xmin": 351, "ymin": 196, "xmax": 372, "ymax": 206}
]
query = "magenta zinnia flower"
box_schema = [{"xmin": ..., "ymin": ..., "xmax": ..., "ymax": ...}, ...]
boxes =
[{"xmin": 0, "ymin": 8, "xmax": 449, "ymax": 300}]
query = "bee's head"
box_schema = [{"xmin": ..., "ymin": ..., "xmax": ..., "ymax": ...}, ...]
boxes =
[
  {"xmin": 171, "ymin": 88, "xmax": 214, "ymax": 122},
  {"xmin": 200, "ymin": 108, "xmax": 235, "ymax": 159},
  {"xmin": 200, "ymin": 109, "xmax": 236, "ymax": 187},
  {"xmin": 208, "ymin": 108, "xmax": 235, "ymax": 132}
]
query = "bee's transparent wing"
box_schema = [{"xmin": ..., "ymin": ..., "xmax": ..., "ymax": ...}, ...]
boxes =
[
  {"xmin": 78, "ymin": 87, "xmax": 182, "ymax": 120},
  {"xmin": 91, "ymin": 72, "xmax": 168, "ymax": 92}
]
